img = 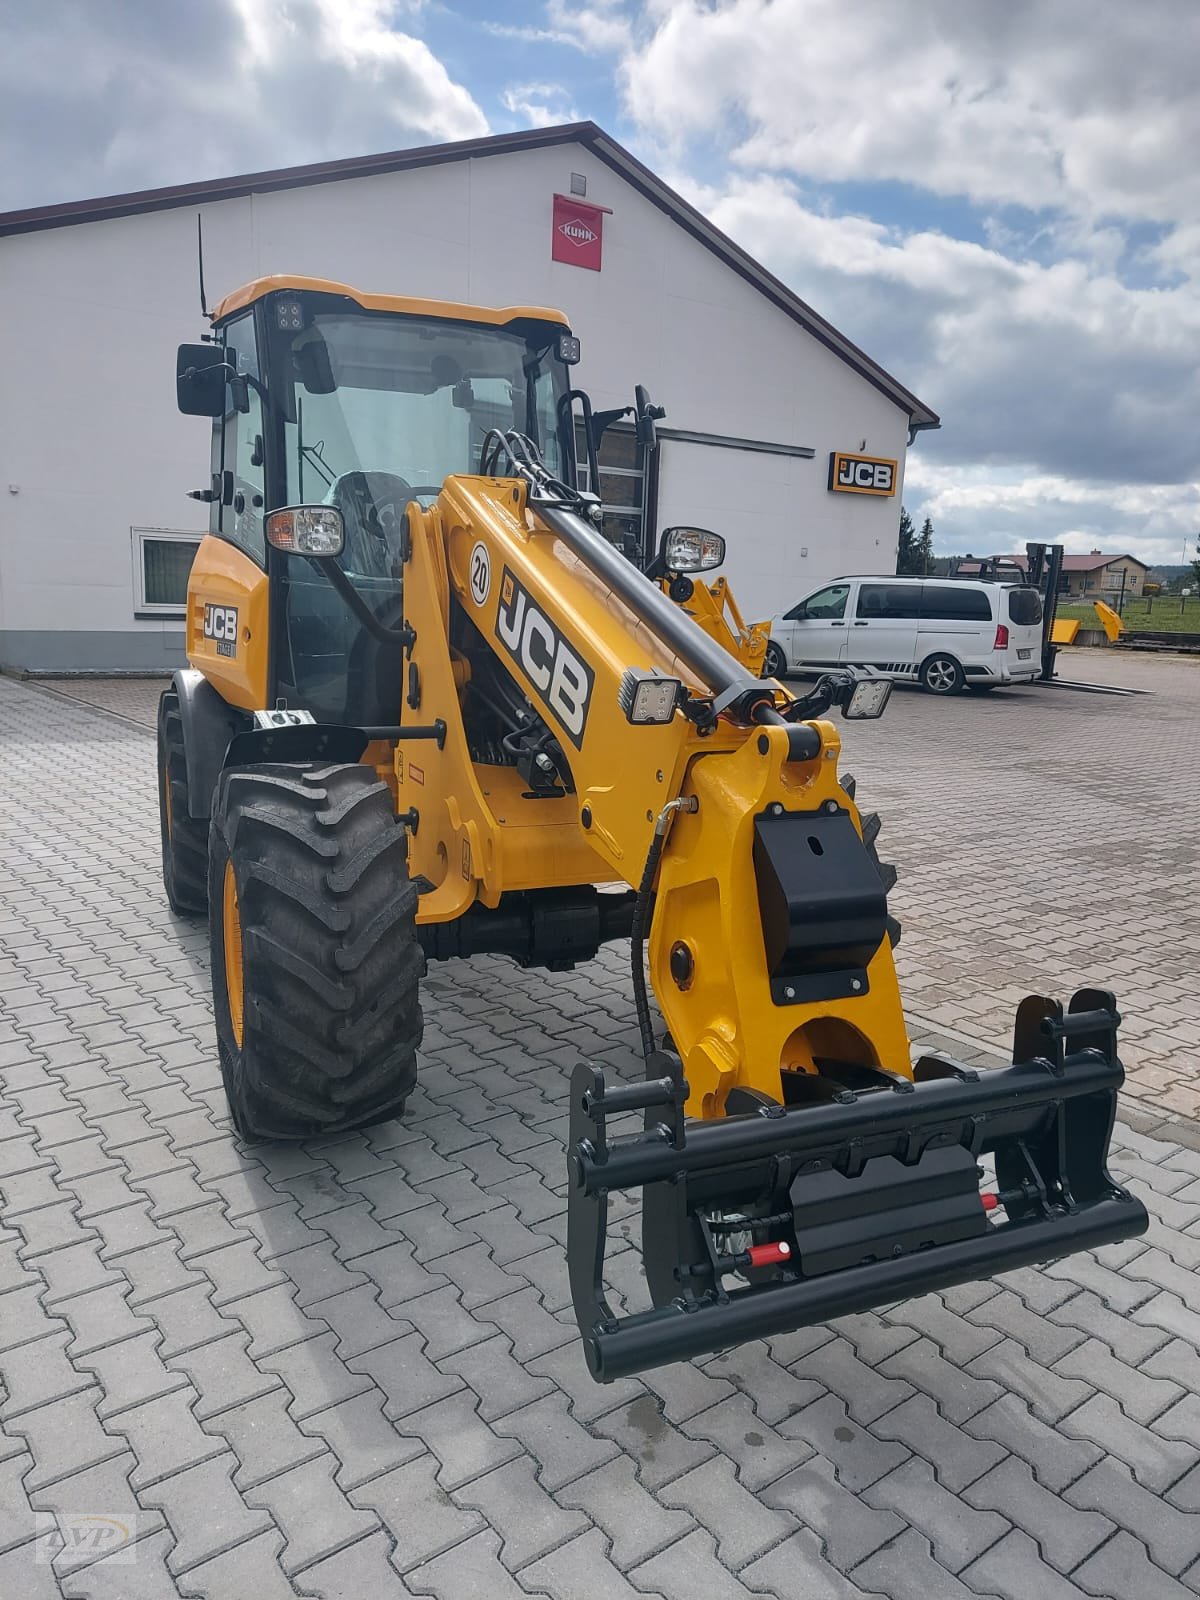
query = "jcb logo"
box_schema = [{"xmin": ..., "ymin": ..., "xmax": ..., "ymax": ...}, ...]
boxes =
[
  {"xmin": 202, "ymin": 603, "xmax": 238, "ymax": 658},
  {"xmin": 495, "ymin": 569, "xmax": 594, "ymax": 748},
  {"xmin": 828, "ymin": 452, "xmax": 897, "ymax": 497}
]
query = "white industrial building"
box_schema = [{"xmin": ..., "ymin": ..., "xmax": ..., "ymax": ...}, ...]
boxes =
[{"xmin": 0, "ymin": 122, "xmax": 937, "ymax": 673}]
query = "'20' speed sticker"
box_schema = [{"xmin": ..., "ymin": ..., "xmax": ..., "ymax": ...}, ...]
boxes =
[{"xmin": 469, "ymin": 542, "xmax": 491, "ymax": 606}]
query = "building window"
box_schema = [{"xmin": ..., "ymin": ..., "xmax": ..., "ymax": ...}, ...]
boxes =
[
  {"xmin": 132, "ymin": 528, "xmax": 200, "ymax": 617},
  {"xmin": 574, "ymin": 422, "xmax": 654, "ymax": 562}
]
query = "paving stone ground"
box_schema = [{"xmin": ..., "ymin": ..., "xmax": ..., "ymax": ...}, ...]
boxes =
[{"xmin": 2, "ymin": 661, "xmax": 1199, "ymax": 1599}]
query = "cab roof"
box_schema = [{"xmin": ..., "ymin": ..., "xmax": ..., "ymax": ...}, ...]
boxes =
[{"xmin": 211, "ymin": 274, "xmax": 571, "ymax": 331}]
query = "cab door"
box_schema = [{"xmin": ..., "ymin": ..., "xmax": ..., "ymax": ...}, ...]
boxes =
[{"xmin": 780, "ymin": 582, "xmax": 851, "ymax": 667}]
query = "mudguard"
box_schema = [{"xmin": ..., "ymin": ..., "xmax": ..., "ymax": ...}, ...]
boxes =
[{"xmin": 171, "ymin": 669, "xmax": 246, "ymax": 820}]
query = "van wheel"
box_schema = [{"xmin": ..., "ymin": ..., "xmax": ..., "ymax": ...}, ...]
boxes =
[
  {"xmin": 918, "ymin": 654, "xmax": 964, "ymax": 696},
  {"xmin": 764, "ymin": 641, "xmax": 788, "ymax": 679}
]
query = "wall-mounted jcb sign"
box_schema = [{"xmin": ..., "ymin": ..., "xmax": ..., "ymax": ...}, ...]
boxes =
[{"xmin": 828, "ymin": 452, "xmax": 898, "ymax": 496}]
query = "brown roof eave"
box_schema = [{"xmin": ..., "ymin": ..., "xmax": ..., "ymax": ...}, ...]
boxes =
[{"xmin": 0, "ymin": 122, "xmax": 598, "ymax": 238}]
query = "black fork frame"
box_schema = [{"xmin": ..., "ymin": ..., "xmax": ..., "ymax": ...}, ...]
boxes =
[{"xmin": 566, "ymin": 988, "xmax": 1148, "ymax": 1382}]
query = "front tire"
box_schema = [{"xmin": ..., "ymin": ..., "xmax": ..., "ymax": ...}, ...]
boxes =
[
  {"xmin": 764, "ymin": 641, "xmax": 788, "ymax": 679},
  {"xmin": 918, "ymin": 653, "xmax": 964, "ymax": 696},
  {"xmin": 209, "ymin": 762, "xmax": 423, "ymax": 1140},
  {"xmin": 157, "ymin": 690, "xmax": 208, "ymax": 916}
]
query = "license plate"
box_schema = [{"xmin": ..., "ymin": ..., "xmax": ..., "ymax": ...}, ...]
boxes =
[{"xmin": 1018, "ymin": 648, "xmax": 1032, "ymax": 660}]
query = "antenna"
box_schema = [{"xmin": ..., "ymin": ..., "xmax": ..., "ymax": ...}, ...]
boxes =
[{"xmin": 197, "ymin": 212, "xmax": 209, "ymax": 321}]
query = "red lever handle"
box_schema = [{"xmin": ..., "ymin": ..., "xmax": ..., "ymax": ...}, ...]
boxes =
[{"xmin": 747, "ymin": 1241, "xmax": 792, "ymax": 1268}]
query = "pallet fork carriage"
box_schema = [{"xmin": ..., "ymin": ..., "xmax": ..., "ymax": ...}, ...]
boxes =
[{"xmin": 167, "ymin": 275, "xmax": 1146, "ymax": 1382}]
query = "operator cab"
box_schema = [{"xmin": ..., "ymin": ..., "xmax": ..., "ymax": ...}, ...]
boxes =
[{"xmin": 178, "ymin": 277, "xmax": 578, "ymax": 727}]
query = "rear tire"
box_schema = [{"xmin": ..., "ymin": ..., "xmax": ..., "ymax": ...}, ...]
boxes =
[
  {"xmin": 918, "ymin": 653, "xmax": 964, "ymax": 695},
  {"xmin": 209, "ymin": 762, "xmax": 423, "ymax": 1140},
  {"xmin": 157, "ymin": 690, "xmax": 208, "ymax": 916},
  {"xmin": 764, "ymin": 641, "xmax": 788, "ymax": 679}
]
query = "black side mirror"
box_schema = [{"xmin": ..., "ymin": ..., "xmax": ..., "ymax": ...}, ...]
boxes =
[
  {"xmin": 176, "ymin": 343, "xmax": 227, "ymax": 417},
  {"xmin": 634, "ymin": 383, "xmax": 666, "ymax": 450}
]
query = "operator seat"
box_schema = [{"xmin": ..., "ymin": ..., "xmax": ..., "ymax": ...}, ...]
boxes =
[{"xmin": 325, "ymin": 470, "xmax": 415, "ymax": 581}]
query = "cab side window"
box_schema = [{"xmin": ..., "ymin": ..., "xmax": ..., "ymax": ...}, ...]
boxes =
[
  {"xmin": 219, "ymin": 315, "xmax": 267, "ymax": 566},
  {"xmin": 789, "ymin": 584, "xmax": 849, "ymax": 620}
]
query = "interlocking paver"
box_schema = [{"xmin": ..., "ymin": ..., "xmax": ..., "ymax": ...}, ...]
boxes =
[
  {"xmin": 761, "ymin": 1455, "xmax": 904, "ymax": 1571},
  {"xmin": 1072, "ymin": 1531, "xmax": 1197, "ymax": 1600},
  {"xmin": 300, "ymin": 1388, "xmax": 422, "ymax": 1488},
  {"xmin": 244, "ymin": 1452, "xmax": 377, "ymax": 1573},
  {"xmin": 1058, "ymin": 1391, "xmax": 1200, "ymax": 1491},
  {"xmin": 520, "ymin": 1526, "xmax": 663, "ymax": 1600},
  {"xmin": 406, "ymin": 1527, "xmax": 550, "ymax": 1599},
  {"xmin": 74, "ymin": 1329, "xmax": 189, "ymax": 1419},
  {"xmin": 8, "ymin": 1387, "xmax": 128, "ymax": 1489},
  {"xmin": 200, "ymin": 1388, "xmax": 327, "ymax": 1489},
  {"xmin": 109, "ymin": 1388, "xmax": 226, "ymax": 1490},
  {"xmin": 656, "ymin": 1454, "xmax": 792, "ymax": 1568},
  {"xmin": 140, "ymin": 1452, "xmax": 272, "ymax": 1573},
  {"xmin": 177, "ymin": 1530, "xmax": 299, "ymax": 1600},
  {"xmin": 165, "ymin": 1332, "xmax": 284, "ymax": 1421},
  {"xmin": 742, "ymin": 1527, "xmax": 889, "ymax": 1599},
  {"xmin": 5, "ymin": 666, "xmax": 1200, "ymax": 1598},
  {"xmin": 0, "ymin": 1330, "xmax": 92, "ymax": 1418},
  {"xmin": 866, "ymin": 1456, "xmax": 1008, "ymax": 1571},
  {"xmin": 851, "ymin": 1529, "xmax": 1001, "ymax": 1600},
  {"xmin": 554, "ymin": 1454, "xmax": 692, "ymax": 1569},
  {"xmin": 58, "ymin": 1527, "xmax": 182, "ymax": 1599}
]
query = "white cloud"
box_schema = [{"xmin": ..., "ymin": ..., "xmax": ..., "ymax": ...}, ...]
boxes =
[
  {"xmin": 689, "ymin": 173, "xmax": 1200, "ymax": 488},
  {"xmin": 485, "ymin": 0, "xmax": 631, "ymax": 55},
  {"xmin": 0, "ymin": 0, "xmax": 487, "ymax": 211},
  {"xmin": 902, "ymin": 460, "xmax": 1200, "ymax": 566},
  {"xmin": 501, "ymin": 82, "xmax": 581, "ymax": 129},
  {"xmin": 621, "ymin": 0, "xmax": 1200, "ymax": 228}
]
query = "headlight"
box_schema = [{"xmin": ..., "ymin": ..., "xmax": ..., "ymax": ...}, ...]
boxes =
[{"xmin": 265, "ymin": 505, "xmax": 345, "ymax": 557}]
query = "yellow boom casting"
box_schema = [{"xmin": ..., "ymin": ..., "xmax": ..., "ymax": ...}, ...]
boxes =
[{"xmin": 165, "ymin": 276, "xmax": 1145, "ymax": 1382}]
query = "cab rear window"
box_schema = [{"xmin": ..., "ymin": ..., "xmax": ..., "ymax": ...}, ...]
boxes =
[{"xmin": 1007, "ymin": 588, "xmax": 1043, "ymax": 626}]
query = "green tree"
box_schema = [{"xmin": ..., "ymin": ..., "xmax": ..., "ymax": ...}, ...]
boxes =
[
  {"xmin": 917, "ymin": 516, "xmax": 935, "ymax": 575},
  {"xmin": 896, "ymin": 507, "xmax": 919, "ymax": 575}
]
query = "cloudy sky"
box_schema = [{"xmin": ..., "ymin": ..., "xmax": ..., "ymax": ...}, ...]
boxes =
[{"xmin": 3, "ymin": 0, "xmax": 1197, "ymax": 564}]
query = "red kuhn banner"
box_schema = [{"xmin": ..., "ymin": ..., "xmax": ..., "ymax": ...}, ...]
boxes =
[{"xmin": 551, "ymin": 193, "xmax": 610, "ymax": 271}]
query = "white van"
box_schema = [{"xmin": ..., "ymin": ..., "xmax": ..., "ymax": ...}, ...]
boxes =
[{"xmin": 764, "ymin": 576, "xmax": 1043, "ymax": 694}]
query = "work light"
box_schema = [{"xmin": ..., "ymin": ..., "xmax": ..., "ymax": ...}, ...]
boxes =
[
  {"xmin": 618, "ymin": 667, "xmax": 682, "ymax": 725},
  {"xmin": 843, "ymin": 678, "xmax": 892, "ymax": 719}
]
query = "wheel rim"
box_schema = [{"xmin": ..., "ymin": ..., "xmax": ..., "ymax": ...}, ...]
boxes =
[
  {"xmin": 926, "ymin": 658, "xmax": 957, "ymax": 692},
  {"xmin": 223, "ymin": 861, "xmax": 245, "ymax": 1048},
  {"xmin": 767, "ymin": 646, "xmax": 785, "ymax": 676},
  {"xmin": 162, "ymin": 766, "xmax": 173, "ymax": 840}
]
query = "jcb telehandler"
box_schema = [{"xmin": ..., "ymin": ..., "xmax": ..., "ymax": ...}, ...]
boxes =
[{"xmin": 166, "ymin": 276, "xmax": 1145, "ymax": 1381}]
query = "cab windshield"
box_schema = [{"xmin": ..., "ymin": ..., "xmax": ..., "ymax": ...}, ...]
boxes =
[
  {"xmin": 262, "ymin": 298, "xmax": 570, "ymax": 727},
  {"xmin": 270, "ymin": 304, "xmax": 568, "ymax": 582}
]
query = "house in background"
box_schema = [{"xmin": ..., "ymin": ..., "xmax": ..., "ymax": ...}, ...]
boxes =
[{"xmin": 957, "ymin": 551, "xmax": 1149, "ymax": 599}]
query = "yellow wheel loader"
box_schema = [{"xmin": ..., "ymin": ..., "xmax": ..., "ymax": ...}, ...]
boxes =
[{"xmin": 166, "ymin": 276, "xmax": 1146, "ymax": 1381}]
